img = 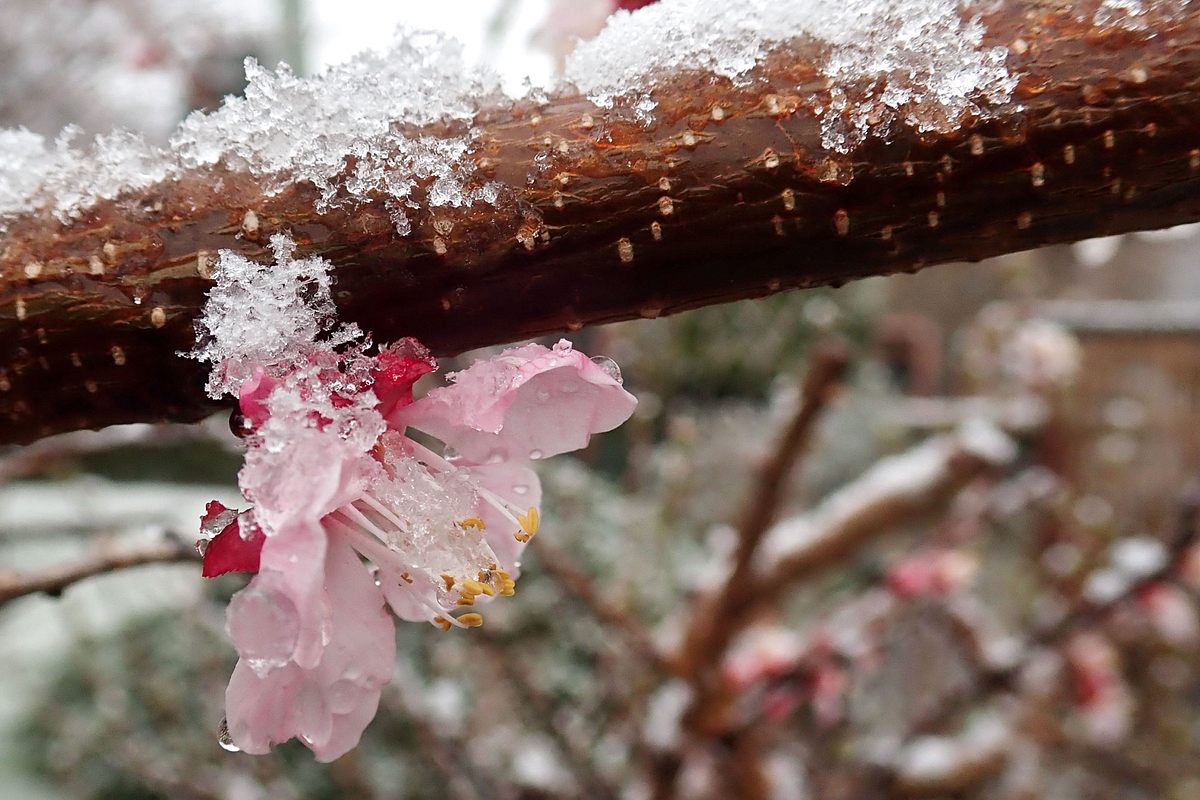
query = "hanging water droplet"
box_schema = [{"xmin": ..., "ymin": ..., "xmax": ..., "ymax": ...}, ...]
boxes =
[
  {"xmin": 529, "ymin": 449, "xmax": 544, "ymax": 460},
  {"xmin": 589, "ymin": 355, "xmax": 623, "ymax": 384},
  {"xmin": 217, "ymin": 717, "xmax": 240, "ymax": 752},
  {"xmin": 442, "ymin": 444, "xmax": 461, "ymax": 461},
  {"xmin": 229, "ymin": 410, "xmax": 252, "ymax": 439}
]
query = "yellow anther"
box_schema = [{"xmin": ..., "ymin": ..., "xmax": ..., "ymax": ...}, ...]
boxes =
[
  {"xmin": 492, "ymin": 569, "xmax": 517, "ymax": 597},
  {"xmin": 441, "ymin": 573, "xmax": 456, "ymax": 590},
  {"xmin": 463, "ymin": 579, "xmax": 493, "ymax": 597},
  {"xmin": 400, "ymin": 571, "xmax": 414, "ymax": 584},
  {"xmin": 514, "ymin": 530, "xmax": 531, "ymax": 543},
  {"xmin": 433, "ymin": 616, "xmax": 452, "ymax": 632},
  {"xmin": 457, "ymin": 594, "xmax": 476, "ymax": 606},
  {"xmin": 516, "ymin": 507, "xmax": 539, "ymax": 536},
  {"xmin": 457, "ymin": 613, "xmax": 484, "ymax": 628},
  {"xmin": 460, "ymin": 517, "xmax": 487, "ymax": 531}
]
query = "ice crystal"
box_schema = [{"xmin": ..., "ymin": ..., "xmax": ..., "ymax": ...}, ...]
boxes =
[
  {"xmin": 171, "ymin": 31, "xmax": 508, "ymax": 231},
  {"xmin": 0, "ymin": 127, "xmax": 167, "ymax": 223},
  {"xmin": 566, "ymin": 0, "xmax": 1017, "ymax": 151},
  {"xmin": 189, "ymin": 233, "xmax": 361, "ymax": 398},
  {"xmin": 0, "ymin": 1, "xmax": 1023, "ymax": 227},
  {"xmin": 0, "ymin": 29, "xmax": 506, "ymax": 233}
]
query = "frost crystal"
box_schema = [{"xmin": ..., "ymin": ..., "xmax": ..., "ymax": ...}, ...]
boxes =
[
  {"xmin": 1090, "ymin": 0, "xmax": 1191, "ymax": 32},
  {"xmin": 0, "ymin": 29, "xmax": 506, "ymax": 233},
  {"xmin": 189, "ymin": 233, "xmax": 361, "ymax": 398},
  {"xmin": 566, "ymin": 0, "xmax": 1017, "ymax": 151},
  {"xmin": 0, "ymin": 2, "xmax": 1023, "ymax": 227},
  {"xmin": 171, "ymin": 31, "xmax": 508, "ymax": 232}
]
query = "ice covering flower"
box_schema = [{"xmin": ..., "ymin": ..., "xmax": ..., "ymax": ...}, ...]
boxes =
[{"xmin": 190, "ymin": 235, "xmax": 636, "ymax": 761}]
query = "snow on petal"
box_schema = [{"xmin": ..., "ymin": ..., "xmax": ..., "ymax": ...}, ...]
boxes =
[{"xmin": 394, "ymin": 339, "xmax": 637, "ymax": 463}]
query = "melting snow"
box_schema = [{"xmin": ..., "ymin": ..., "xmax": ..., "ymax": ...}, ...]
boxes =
[{"xmin": 0, "ymin": 0, "xmax": 1032, "ymax": 228}]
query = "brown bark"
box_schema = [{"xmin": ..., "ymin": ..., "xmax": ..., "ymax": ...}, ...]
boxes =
[{"xmin": 1, "ymin": 2, "xmax": 1199, "ymax": 443}]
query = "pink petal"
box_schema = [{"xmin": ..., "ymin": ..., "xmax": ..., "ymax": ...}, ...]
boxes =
[
  {"xmin": 256, "ymin": 520, "xmax": 329, "ymax": 670},
  {"xmin": 225, "ymin": 535, "xmax": 395, "ymax": 761},
  {"xmin": 242, "ymin": 428, "xmax": 371, "ymax": 532},
  {"xmin": 202, "ymin": 516, "xmax": 266, "ymax": 577},
  {"xmin": 395, "ymin": 340, "xmax": 636, "ymax": 463}
]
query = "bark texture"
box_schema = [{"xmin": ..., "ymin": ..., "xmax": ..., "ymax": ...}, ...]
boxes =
[{"xmin": 1, "ymin": 1, "xmax": 1198, "ymax": 443}]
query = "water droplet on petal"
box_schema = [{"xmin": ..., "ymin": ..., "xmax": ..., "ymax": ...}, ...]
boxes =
[
  {"xmin": 218, "ymin": 717, "xmax": 240, "ymax": 752},
  {"xmin": 536, "ymin": 388, "xmax": 551, "ymax": 402},
  {"xmin": 195, "ymin": 538, "xmax": 210, "ymax": 557},
  {"xmin": 529, "ymin": 449, "xmax": 544, "ymax": 460},
  {"xmin": 442, "ymin": 445, "xmax": 461, "ymax": 461},
  {"xmin": 589, "ymin": 355, "xmax": 623, "ymax": 384},
  {"xmin": 513, "ymin": 484, "xmax": 529, "ymax": 496}
]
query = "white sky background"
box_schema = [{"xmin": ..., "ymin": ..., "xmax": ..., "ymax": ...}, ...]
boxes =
[{"xmin": 306, "ymin": 0, "xmax": 558, "ymax": 92}]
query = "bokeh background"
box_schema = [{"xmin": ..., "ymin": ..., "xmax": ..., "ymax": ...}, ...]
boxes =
[{"xmin": 3, "ymin": 2, "xmax": 1200, "ymax": 798}]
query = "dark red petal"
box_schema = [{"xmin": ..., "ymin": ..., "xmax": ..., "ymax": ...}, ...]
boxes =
[
  {"xmin": 201, "ymin": 519, "xmax": 266, "ymax": 578},
  {"xmin": 237, "ymin": 367, "xmax": 280, "ymax": 429},
  {"xmin": 372, "ymin": 338, "xmax": 436, "ymax": 418},
  {"xmin": 615, "ymin": 0, "xmax": 658, "ymax": 10}
]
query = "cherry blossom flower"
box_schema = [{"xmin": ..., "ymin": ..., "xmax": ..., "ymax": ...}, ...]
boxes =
[{"xmin": 191, "ymin": 235, "xmax": 636, "ymax": 760}]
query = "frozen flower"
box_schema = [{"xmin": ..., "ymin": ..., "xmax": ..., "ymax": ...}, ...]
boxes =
[{"xmin": 192, "ymin": 236, "xmax": 636, "ymax": 760}]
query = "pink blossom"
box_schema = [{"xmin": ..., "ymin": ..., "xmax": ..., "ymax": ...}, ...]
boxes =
[
  {"xmin": 885, "ymin": 549, "xmax": 978, "ymax": 599},
  {"xmin": 189, "ymin": 237, "xmax": 634, "ymax": 760},
  {"xmin": 200, "ymin": 337, "xmax": 635, "ymax": 761}
]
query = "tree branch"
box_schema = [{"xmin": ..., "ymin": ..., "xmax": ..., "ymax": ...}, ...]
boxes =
[
  {"xmin": 0, "ymin": 538, "xmax": 197, "ymax": 605},
  {"xmin": 2, "ymin": 2, "xmax": 1199, "ymax": 443}
]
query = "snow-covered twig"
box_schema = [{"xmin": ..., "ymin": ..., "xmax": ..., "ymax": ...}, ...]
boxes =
[
  {"xmin": 0, "ymin": 420, "xmax": 239, "ymax": 484},
  {"xmin": 0, "ymin": 538, "xmax": 196, "ymax": 605},
  {"xmin": 753, "ymin": 422, "xmax": 1015, "ymax": 595}
]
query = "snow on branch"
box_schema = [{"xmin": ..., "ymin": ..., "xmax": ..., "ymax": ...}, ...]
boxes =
[
  {"xmin": 753, "ymin": 422, "xmax": 1015, "ymax": 582},
  {"xmin": 1, "ymin": 0, "xmax": 1199, "ymax": 442}
]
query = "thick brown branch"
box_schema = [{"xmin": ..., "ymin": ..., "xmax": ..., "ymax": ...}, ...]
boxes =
[
  {"xmin": 0, "ymin": 538, "xmax": 197, "ymax": 605},
  {"xmin": 2, "ymin": 2, "xmax": 1200, "ymax": 442}
]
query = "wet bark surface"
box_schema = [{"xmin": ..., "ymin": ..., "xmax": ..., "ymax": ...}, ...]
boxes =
[{"xmin": 0, "ymin": 1, "xmax": 1198, "ymax": 443}]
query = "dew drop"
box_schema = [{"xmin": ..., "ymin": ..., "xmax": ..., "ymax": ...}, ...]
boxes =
[
  {"xmin": 443, "ymin": 445, "xmax": 461, "ymax": 461},
  {"xmin": 513, "ymin": 484, "xmax": 529, "ymax": 496},
  {"xmin": 529, "ymin": 449, "xmax": 544, "ymax": 460},
  {"xmin": 229, "ymin": 410, "xmax": 252, "ymax": 438},
  {"xmin": 590, "ymin": 355, "xmax": 623, "ymax": 384},
  {"xmin": 218, "ymin": 717, "xmax": 240, "ymax": 752},
  {"xmin": 195, "ymin": 538, "xmax": 210, "ymax": 557}
]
